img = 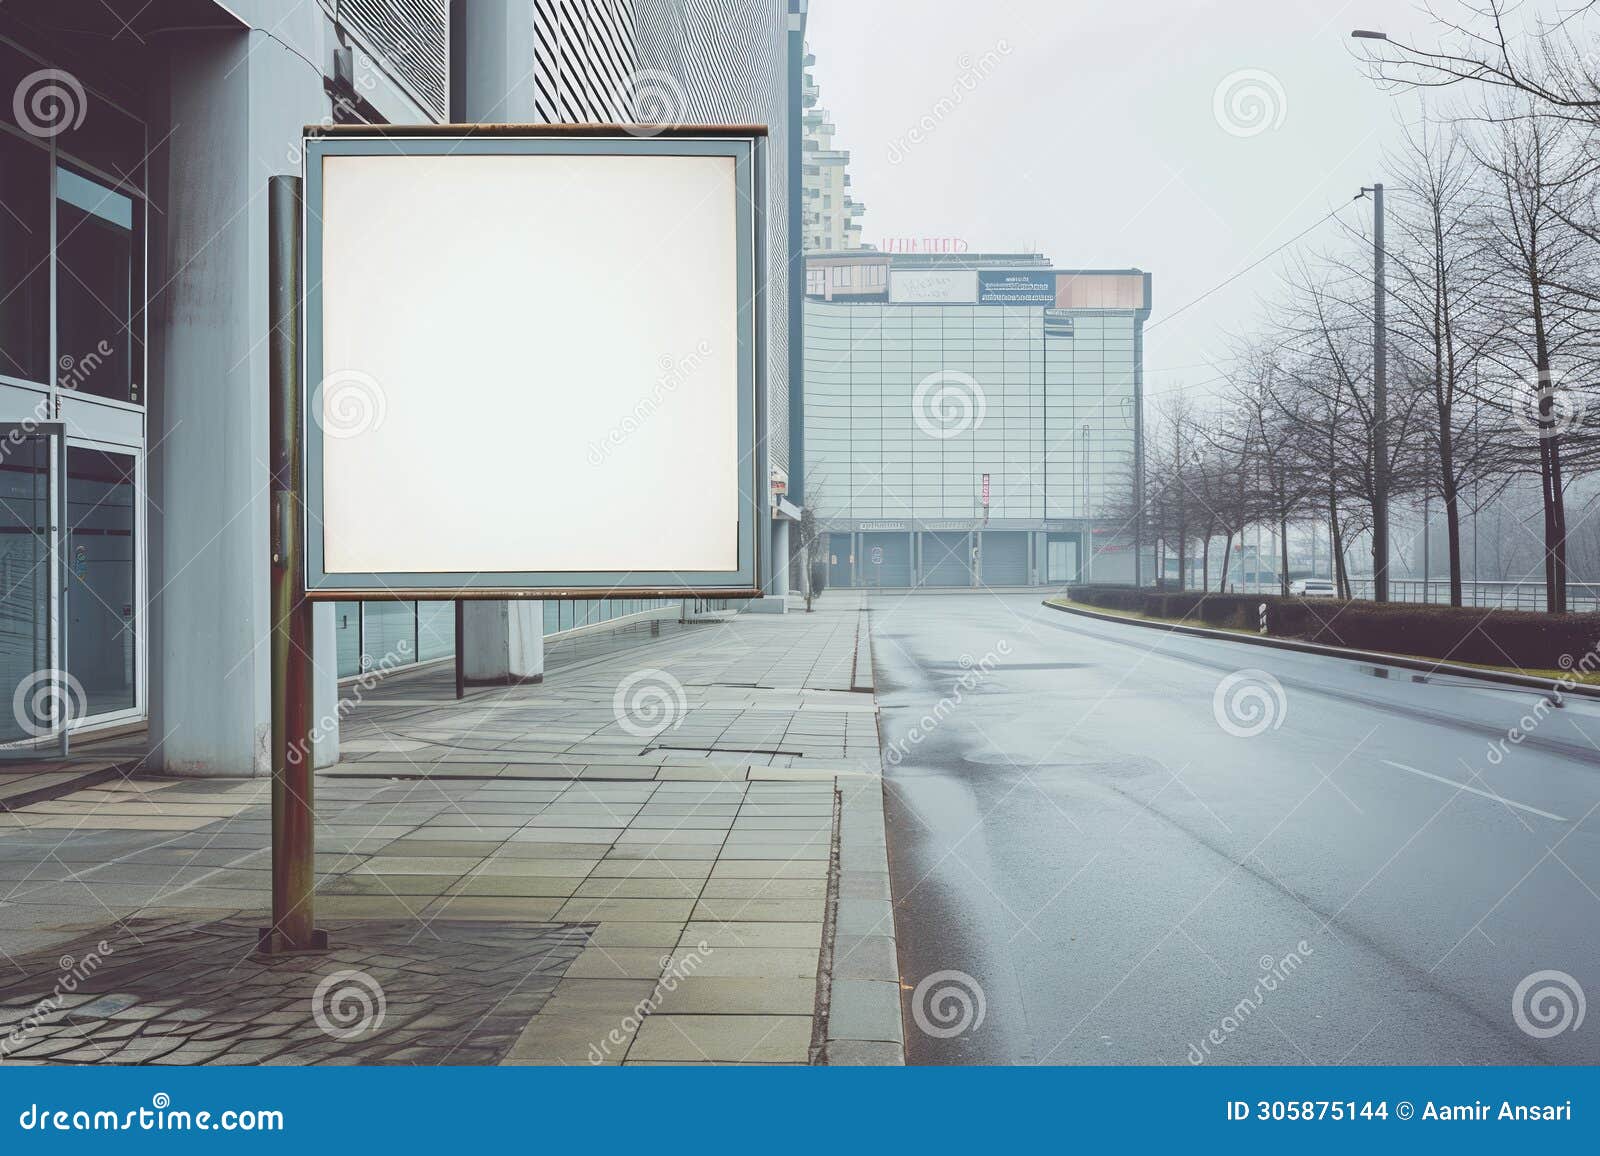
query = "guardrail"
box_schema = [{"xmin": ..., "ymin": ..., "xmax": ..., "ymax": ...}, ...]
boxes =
[{"xmin": 1343, "ymin": 579, "xmax": 1600, "ymax": 613}]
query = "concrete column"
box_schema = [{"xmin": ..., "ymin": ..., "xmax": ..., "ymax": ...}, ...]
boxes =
[
  {"xmin": 449, "ymin": 0, "xmax": 537, "ymax": 123},
  {"xmin": 774, "ymin": 518, "xmax": 791, "ymax": 599},
  {"xmin": 148, "ymin": 25, "xmax": 327, "ymax": 775},
  {"xmin": 745, "ymin": 515, "xmax": 794, "ymax": 614},
  {"xmin": 450, "ymin": 0, "xmax": 546, "ymax": 681},
  {"xmin": 462, "ymin": 602, "xmax": 544, "ymax": 684}
]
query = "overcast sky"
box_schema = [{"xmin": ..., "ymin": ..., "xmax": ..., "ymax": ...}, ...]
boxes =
[{"xmin": 804, "ymin": 0, "xmax": 1558, "ymax": 404}]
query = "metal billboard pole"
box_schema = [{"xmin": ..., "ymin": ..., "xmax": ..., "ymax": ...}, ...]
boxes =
[{"xmin": 260, "ymin": 174, "xmax": 327, "ymax": 956}]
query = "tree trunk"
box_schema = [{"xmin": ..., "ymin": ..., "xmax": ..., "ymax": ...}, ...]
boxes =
[{"xmin": 1533, "ymin": 298, "xmax": 1568, "ymax": 613}]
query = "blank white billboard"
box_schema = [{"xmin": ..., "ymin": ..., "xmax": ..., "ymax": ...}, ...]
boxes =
[{"xmin": 303, "ymin": 132, "xmax": 762, "ymax": 596}]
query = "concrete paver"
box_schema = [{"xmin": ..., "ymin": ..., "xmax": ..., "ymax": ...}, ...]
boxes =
[{"xmin": 0, "ymin": 594, "xmax": 899, "ymax": 1065}]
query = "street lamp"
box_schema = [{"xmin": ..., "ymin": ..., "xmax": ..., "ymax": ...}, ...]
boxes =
[
  {"xmin": 1352, "ymin": 30, "xmax": 1390, "ymax": 602},
  {"xmin": 1359, "ymin": 181, "xmax": 1389, "ymax": 602}
]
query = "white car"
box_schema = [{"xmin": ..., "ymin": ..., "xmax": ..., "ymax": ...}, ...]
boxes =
[{"xmin": 1289, "ymin": 578, "xmax": 1338, "ymax": 598}]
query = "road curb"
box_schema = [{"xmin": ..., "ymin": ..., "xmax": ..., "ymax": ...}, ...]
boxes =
[
  {"xmin": 820, "ymin": 607, "xmax": 903, "ymax": 1065},
  {"xmin": 1042, "ymin": 599, "xmax": 1600, "ymax": 702}
]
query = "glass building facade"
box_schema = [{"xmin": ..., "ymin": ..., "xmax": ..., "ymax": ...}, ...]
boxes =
[
  {"xmin": 804, "ymin": 260, "xmax": 1150, "ymax": 588},
  {"xmin": 330, "ymin": 598, "xmax": 680, "ymax": 679}
]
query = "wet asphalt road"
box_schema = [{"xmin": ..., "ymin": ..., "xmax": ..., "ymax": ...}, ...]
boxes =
[{"xmin": 870, "ymin": 592, "xmax": 1600, "ymax": 1066}]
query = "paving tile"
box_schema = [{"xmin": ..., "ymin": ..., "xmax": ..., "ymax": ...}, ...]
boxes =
[
  {"xmin": 651, "ymin": 977, "xmax": 818, "ymax": 1016},
  {"xmin": 708, "ymin": 860, "xmax": 828, "ymax": 879},
  {"xmin": 554, "ymin": 898, "xmax": 696, "ymax": 923},
  {"xmin": 494, "ymin": 842, "xmax": 616, "ymax": 859},
  {"xmin": 502, "ymin": 1012, "xmax": 625, "ymax": 1065},
  {"xmin": 474, "ymin": 857, "xmax": 597, "ymax": 877},
  {"xmin": 691, "ymin": 898, "xmax": 825, "ymax": 923},
  {"xmin": 699, "ymin": 877, "xmax": 827, "ymax": 900},
  {"xmin": 356, "ymin": 856, "xmax": 484, "ymax": 875},
  {"xmin": 661, "ymin": 946, "xmax": 817, "ymax": 979},
  {"xmin": 603, "ymin": 844, "xmax": 722, "ymax": 860},
  {"xmin": 570, "ymin": 877, "xmax": 701, "ymax": 900},
  {"xmin": 564, "ymin": 947, "xmax": 671, "ymax": 980},
  {"xmin": 628, "ymin": 1014, "xmax": 811, "ymax": 1063},
  {"xmin": 423, "ymin": 896, "xmax": 565, "ymax": 920},
  {"xmin": 680, "ymin": 921, "xmax": 822, "ymax": 949},
  {"xmin": 586, "ymin": 922, "xmax": 685, "ymax": 948}
]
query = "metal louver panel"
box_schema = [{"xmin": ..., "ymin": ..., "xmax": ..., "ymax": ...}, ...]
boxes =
[{"xmin": 335, "ymin": 0, "xmax": 449, "ymax": 119}]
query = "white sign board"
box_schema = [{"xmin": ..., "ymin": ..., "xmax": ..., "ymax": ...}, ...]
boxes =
[
  {"xmin": 889, "ymin": 269, "xmax": 978, "ymax": 304},
  {"xmin": 302, "ymin": 130, "xmax": 763, "ymax": 597}
]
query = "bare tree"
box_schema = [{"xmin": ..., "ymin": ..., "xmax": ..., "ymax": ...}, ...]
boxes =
[
  {"xmin": 1471, "ymin": 104, "xmax": 1599, "ymax": 610},
  {"xmin": 1357, "ymin": 1, "xmax": 1600, "ymax": 126},
  {"xmin": 1383, "ymin": 114, "xmax": 1502, "ymax": 603}
]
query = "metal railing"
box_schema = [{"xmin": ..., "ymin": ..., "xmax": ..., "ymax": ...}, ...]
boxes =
[
  {"xmin": 1185, "ymin": 577, "xmax": 1600, "ymax": 611},
  {"xmin": 1342, "ymin": 579, "xmax": 1600, "ymax": 613}
]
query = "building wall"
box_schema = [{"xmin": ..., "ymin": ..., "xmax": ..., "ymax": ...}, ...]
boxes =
[
  {"xmin": 533, "ymin": 0, "xmax": 639, "ymax": 122},
  {"xmin": 804, "ymin": 300, "xmax": 1140, "ymax": 526},
  {"xmin": 636, "ymin": 0, "xmax": 792, "ymax": 481}
]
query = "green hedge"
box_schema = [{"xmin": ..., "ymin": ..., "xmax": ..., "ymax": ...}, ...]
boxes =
[{"xmin": 1063, "ymin": 585, "xmax": 1600, "ymax": 671}]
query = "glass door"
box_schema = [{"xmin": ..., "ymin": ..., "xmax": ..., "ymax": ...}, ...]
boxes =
[
  {"xmin": 66, "ymin": 447, "xmax": 138, "ymax": 725},
  {"xmin": 0, "ymin": 424, "xmax": 66, "ymax": 753},
  {"xmin": 1046, "ymin": 535, "xmax": 1080, "ymax": 584}
]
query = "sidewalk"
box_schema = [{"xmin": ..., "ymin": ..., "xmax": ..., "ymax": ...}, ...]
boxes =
[{"xmin": 0, "ymin": 595, "xmax": 900, "ymax": 1065}]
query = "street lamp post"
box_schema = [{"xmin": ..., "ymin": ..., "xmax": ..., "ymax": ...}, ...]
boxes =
[
  {"xmin": 1353, "ymin": 31, "xmax": 1391, "ymax": 604},
  {"xmin": 1362, "ymin": 181, "xmax": 1389, "ymax": 602}
]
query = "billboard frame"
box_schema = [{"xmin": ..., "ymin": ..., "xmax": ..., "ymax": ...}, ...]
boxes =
[{"xmin": 299, "ymin": 125, "xmax": 767, "ymax": 601}]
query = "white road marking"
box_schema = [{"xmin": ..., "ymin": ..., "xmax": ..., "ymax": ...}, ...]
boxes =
[{"xmin": 1379, "ymin": 760, "xmax": 1568, "ymax": 823}]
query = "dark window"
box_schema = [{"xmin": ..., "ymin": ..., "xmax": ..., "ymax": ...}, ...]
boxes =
[
  {"xmin": 0, "ymin": 131, "xmax": 51, "ymax": 384},
  {"xmin": 55, "ymin": 165, "xmax": 143, "ymax": 403}
]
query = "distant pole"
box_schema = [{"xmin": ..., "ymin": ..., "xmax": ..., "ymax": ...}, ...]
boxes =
[
  {"xmin": 1422, "ymin": 490, "xmax": 1430, "ymax": 596},
  {"xmin": 260, "ymin": 175, "xmax": 326, "ymax": 956},
  {"xmin": 1369, "ymin": 182, "xmax": 1390, "ymax": 601}
]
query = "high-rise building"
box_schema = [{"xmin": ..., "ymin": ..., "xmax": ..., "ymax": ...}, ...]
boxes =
[
  {"xmin": 801, "ymin": 46, "xmax": 864, "ymax": 252},
  {"xmin": 804, "ymin": 252, "xmax": 1151, "ymax": 589}
]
